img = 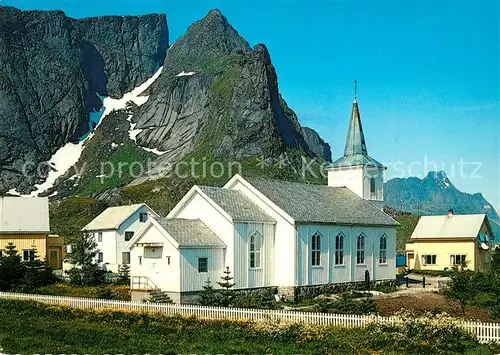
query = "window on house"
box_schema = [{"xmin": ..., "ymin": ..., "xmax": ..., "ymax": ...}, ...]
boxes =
[
  {"xmin": 98, "ymin": 232, "xmax": 103, "ymax": 242},
  {"xmin": 379, "ymin": 234, "xmax": 387, "ymax": 264},
  {"xmin": 22, "ymin": 249, "xmax": 35, "ymax": 262},
  {"xmin": 198, "ymin": 257, "xmax": 208, "ymax": 273},
  {"xmin": 122, "ymin": 252, "xmax": 130, "ymax": 265},
  {"xmin": 335, "ymin": 232, "xmax": 344, "ymax": 265},
  {"xmin": 125, "ymin": 231, "xmax": 134, "ymax": 241},
  {"xmin": 370, "ymin": 177, "xmax": 376, "ymax": 194},
  {"xmin": 356, "ymin": 234, "xmax": 365, "ymax": 264},
  {"xmin": 97, "ymin": 252, "xmax": 103, "ymax": 263},
  {"xmin": 138, "ymin": 256, "xmax": 142, "ymax": 265},
  {"xmin": 166, "ymin": 256, "xmax": 171, "ymax": 265},
  {"xmin": 249, "ymin": 231, "xmax": 263, "ymax": 268},
  {"xmin": 450, "ymin": 254, "xmax": 467, "ymax": 266},
  {"xmin": 311, "ymin": 232, "xmax": 321, "ymax": 266},
  {"xmin": 139, "ymin": 213, "xmax": 148, "ymax": 222},
  {"xmin": 422, "ymin": 255, "xmax": 437, "ymax": 265}
]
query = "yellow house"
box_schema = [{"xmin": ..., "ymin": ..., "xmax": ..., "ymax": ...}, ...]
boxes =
[
  {"xmin": 406, "ymin": 211, "xmax": 495, "ymax": 272},
  {"xmin": 0, "ymin": 196, "xmax": 50, "ymax": 263}
]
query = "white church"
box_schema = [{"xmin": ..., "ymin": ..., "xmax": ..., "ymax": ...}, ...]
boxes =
[{"xmin": 104, "ymin": 95, "xmax": 398, "ymax": 302}]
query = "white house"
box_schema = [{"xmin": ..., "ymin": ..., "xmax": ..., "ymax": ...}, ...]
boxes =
[
  {"xmin": 82, "ymin": 203, "xmax": 158, "ymax": 272},
  {"xmin": 127, "ymin": 94, "xmax": 399, "ymax": 302}
]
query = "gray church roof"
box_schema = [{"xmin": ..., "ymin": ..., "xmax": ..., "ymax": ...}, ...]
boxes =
[
  {"xmin": 198, "ymin": 186, "xmax": 275, "ymax": 223},
  {"xmin": 157, "ymin": 218, "xmax": 226, "ymax": 248},
  {"xmin": 244, "ymin": 177, "xmax": 398, "ymax": 226}
]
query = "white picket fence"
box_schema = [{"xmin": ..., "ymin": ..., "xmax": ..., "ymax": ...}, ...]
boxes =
[{"xmin": 0, "ymin": 291, "xmax": 499, "ymax": 343}]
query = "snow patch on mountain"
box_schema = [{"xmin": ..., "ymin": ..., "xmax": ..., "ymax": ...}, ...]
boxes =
[
  {"xmin": 176, "ymin": 71, "xmax": 195, "ymax": 77},
  {"xmin": 12, "ymin": 67, "xmax": 165, "ymax": 196}
]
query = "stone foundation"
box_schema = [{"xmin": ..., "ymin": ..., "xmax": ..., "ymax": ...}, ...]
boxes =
[
  {"xmin": 132, "ymin": 280, "xmax": 396, "ymax": 304},
  {"xmin": 294, "ymin": 279, "xmax": 397, "ymax": 301}
]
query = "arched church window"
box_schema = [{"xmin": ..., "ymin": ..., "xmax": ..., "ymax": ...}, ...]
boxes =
[
  {"xmin": 356, "ymin": 233, "xmax": 365, "ymax": 264},
  {"xmin": 249, "ymin": 231, "xmax": 263, "ymax": 268},
  {"xmin": 379, "ymin": 234, "xmax": 387, "ymax": 264},
  {"xmin": 311, "ymin": 232, "xmax": 322, "ymax": 266},
  {"xmin": 370, "ymin": 177, "xmax": 376, "ymax": 194},
  {"xmin": 335, "ymin": 232, "xmax": 345, "ymax": 265}
]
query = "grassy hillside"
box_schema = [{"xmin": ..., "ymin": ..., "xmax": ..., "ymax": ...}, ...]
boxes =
[
  {"xmin": 50, "ymin": 149, "xmax": 326, "ymax": 238},
  {"xmin": 395, "ymin": 214, "xmax": 420, "ymax": 252}
]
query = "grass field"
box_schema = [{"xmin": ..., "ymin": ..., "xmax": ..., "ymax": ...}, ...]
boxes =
[{"xmin": 0, "ymin": 299, "xmax": 494, "ymax": 355}]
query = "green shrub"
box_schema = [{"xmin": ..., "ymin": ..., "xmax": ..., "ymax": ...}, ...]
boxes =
[
  {"xmin": 373, "ymin": 280, "xmax": 398, "ymax": 293},
  {"xmin": 366, "ymin": 310, "xmax": 484, "ymax": 354},
  {"xmin": 314, "ymin": 292, "xmax": 378, "ymax": 315}
]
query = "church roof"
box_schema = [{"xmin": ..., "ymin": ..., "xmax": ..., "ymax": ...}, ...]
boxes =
[
  {"xmin": 327, "ymin": 98, "xmax": 385, "ymax": 169},
  {"xmin": 328, "ymin": 154, "xmax": 385, "ymax": 169},
  {"xmin": 344, "ymin": 101, "xmax": 367, "ymax": 156},
  {"xmin": 157, "ymin": 218, "xmax": 226, "ymax": 248},
  {"xmin": 198, "ymin": 186, "xmax": 275, "ymax": 223},
  {"xmin": 244, "ymin": 177, "xmax": 398, "ymax": 226}
]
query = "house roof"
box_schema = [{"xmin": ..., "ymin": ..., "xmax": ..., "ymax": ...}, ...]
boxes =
[
  {"xmin": 157, "ymin": 218, "xmax": 226, "ymax": 248},
  {"xmin": 409, "ymin": 214, "xmax": 493, "ymax": 240},
  {"xmin": 198, "ymin": 186, "xmax": 275, "ymax": 223},
  {"xmin": 0, "ymin": 197, "xmax": 50, "ymax": 233},
  {"xmin": 82, "ymin": 204, "xmax": 153, "ymax": 231},
  {"xmin": 243, "ymin": 177, "xmax": 398, "ymax": 226}
]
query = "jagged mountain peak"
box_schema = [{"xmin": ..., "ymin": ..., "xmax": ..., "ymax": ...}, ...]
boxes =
[
  {"xmin": 424, "ymin": 170, "xmax": 454, "ymax": 190},
  {"xmin": 385, "ymin": 172, "xmax": 499, "ymax": 236},
  {"xmin": 164, "ymin": 8, "xmax": 250, "ymax": 72}
]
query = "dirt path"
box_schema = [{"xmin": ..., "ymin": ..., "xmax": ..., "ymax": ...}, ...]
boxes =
[{"xmin": 374, "ymin": 291, "xmax": 493, "ymax": 322}]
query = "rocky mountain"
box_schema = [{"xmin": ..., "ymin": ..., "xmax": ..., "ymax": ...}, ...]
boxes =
[
  {"xmin": 302, "ymin": 127, "xmax": 332, "ymax": 162},
  {"xmin": 385, "ymin": 171, "xmax": 500, "ymax": 237},
  {"xmin": 1, "ymin": 7, "xmax": 330, "ymax": 196},
  {"xmin": 0, "ymin": 6, "xmax": 168, "ymax": 193},
  {"xmin": 129, "ymin": 9, "xmax": 330, "ymax": 184}
]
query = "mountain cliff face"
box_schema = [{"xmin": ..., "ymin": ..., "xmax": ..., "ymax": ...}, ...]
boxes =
[
  {"xmin": 384, "ymin": 171, "xmax": 500, "ymax": 236},
  {"xmin": 131, "ymin": 9, "xmax": 330, "ymax": 183},
  {"xmin": 0, "ymin": 6, "xmax": 167, "ymax": 193}
]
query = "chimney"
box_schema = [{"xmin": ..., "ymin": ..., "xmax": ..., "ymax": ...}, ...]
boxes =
[{"xmin": 447, "ymin": 209, "xmax": 454, "ymax": 217}]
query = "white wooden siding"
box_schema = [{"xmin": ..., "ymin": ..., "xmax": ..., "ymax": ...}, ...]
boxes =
[
  {"xmin": 173, "ymin": 192, "xmax": 234, "ymax": 272},
  {"xmin": 234, "ymin": 222, "xmax": 275, "ymax": 289},
  {"xmin": 297, "ymin": 224, "xmax": 396, "ymax": 285},
  {"xmin": 229, "ymin": 180, "xmax": 296, "ymax": 286},
  {"xmin": 129, "ymin": 224, "xmax": 181, "ymax": 292},
  {"xmin": 116, "ymin": 206, "xmax": 151, "ymax": 265},
  {"xmin": 93, "ymin": 230, "xmax": 117, "ymax": 270},
  {"xmin": 179, "ymin": 248, "xmax": 225, "ymax": 292}
]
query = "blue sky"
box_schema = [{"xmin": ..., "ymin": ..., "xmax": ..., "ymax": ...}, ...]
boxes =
[{"xmin": 4, "ymin": 0, "xmax": 500, "ymax": 211}]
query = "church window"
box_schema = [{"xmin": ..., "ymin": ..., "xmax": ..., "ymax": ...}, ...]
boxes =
[
  {"xmin": 356, "ymin": 233, "xmax": 365, "ymax": 264},
  {"xmin": 311, "ymin": 232, "xmax": 321, "ymax": 266},
  {"xmin": 335, "ymin": 233, "xmax": 344, "ymax": 265},
  {"xmin": 370, "ymin": 177, "xmax": 376, "ymax": 194},
  {"xmin": 379, "ymin": 234, "xmax": 387, "ymax": 264},
  {"xmin": 249, "ymin": 231, "xmax": 263, "ymax": 268}
]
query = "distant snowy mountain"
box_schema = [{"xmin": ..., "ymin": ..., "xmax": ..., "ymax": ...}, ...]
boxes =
[{"xmin": 384, "ymin": 171, "xmax": 500, "ymax": 238}]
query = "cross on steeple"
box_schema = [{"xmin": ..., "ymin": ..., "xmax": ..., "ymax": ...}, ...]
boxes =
[{"xmin": 354, "ymin": 80, "xmax": 357, "ymax": 102}]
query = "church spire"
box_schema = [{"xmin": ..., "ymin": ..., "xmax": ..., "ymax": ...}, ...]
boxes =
[{"xmin": 344, "ymin": 80, "xmax": 368, "ymax": 156}]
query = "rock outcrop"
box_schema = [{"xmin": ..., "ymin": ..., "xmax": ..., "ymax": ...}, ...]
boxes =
[
  {"xmin": 0, "ymin": 6, "xmax": 167, "ymax": 193},
  {"xmin": 302, "ymin": 127, "xmax": 332, "ymax": 162}
]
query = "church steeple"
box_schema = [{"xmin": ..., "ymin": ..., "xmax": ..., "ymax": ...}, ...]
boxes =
[
  {"xmin": 326, "ymin": 81, "xmax": 386, "ymax": 209},
  {"xmin": 344, "ymin": 82, "xmax": 368, "ymax": 156}
]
